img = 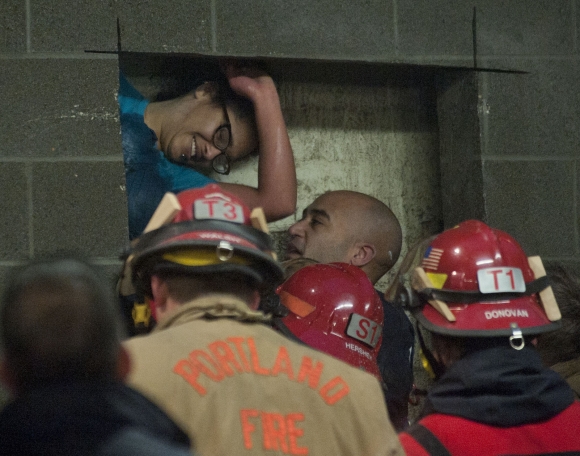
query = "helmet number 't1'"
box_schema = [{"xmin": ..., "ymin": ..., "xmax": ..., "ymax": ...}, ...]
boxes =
[{"xmin": 477, "ymin": 267, "xmax": 526, "ymax": 294}]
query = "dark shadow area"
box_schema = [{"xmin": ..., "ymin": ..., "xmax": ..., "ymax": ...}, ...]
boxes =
[{"xmin": 118, "ymin": 52, "xmax": 441, "ymax": 133}]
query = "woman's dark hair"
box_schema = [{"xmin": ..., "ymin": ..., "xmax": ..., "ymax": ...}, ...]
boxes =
[{"xmin": 153, "ymin": 59, "xmax": 256, "ymax": 128}]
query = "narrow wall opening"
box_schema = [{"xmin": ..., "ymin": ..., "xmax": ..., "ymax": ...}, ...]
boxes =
[{"xmin": 118, "ymin": 53, "xmax": 443, "ymax": 287}]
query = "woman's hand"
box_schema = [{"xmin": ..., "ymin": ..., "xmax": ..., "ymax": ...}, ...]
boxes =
[{"xmin": 222, "ymin": 62, "xmax": 277, "ymax": 103}]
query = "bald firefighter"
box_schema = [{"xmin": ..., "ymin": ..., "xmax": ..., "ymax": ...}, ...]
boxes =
[{"xmin": 285, "ymin": 190, "xmax": 414, "ymax": 430}]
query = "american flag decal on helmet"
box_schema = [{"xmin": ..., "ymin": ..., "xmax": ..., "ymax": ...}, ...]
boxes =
[{"xmin": 422, "ymin": 247, "xmax": 444, "ymax": 270}]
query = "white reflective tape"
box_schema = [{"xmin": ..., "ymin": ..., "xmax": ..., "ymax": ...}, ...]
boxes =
[
  {"xmin": 194, "ymin": 199, "xmax": 245, "ymax": 224},
  {"xmin": 346, "ymin": 314, "xmax": 382, "ymax": 348},
  {"xmin": 477, "ymin": 267, "xmax": 525, "ymax": 293},
  {"xmin": 344, "ymin": 342, "xmax": 373, "ymax": 360},
  {"xmin": 484, "ymin": 309, "xmax": 530, "ymax": 319}
]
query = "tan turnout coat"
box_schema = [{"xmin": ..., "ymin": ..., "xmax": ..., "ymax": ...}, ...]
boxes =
[{"xmin": 125, "ymin": 295, "xmax": 404, "ymax": 456}]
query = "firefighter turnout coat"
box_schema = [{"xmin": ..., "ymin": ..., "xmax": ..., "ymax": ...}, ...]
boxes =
[{"xmin": 125, "ymin": 295, "xmax": 404, "ymax": 456}]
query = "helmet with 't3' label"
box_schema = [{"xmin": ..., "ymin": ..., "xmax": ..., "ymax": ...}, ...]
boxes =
[{"xmin": 130, "ymin": 184, "xmax": 284, "ymax": 301}]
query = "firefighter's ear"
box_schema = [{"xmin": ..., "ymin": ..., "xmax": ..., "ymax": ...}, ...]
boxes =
[
  {"xmin": 249, "ymin": 290, "xmax": 261, "ymax": 311},
  {"xmin": 349, "ymin": 243, "xmax": 376, "ymax": 268},
  {"xmin": 150, "ymin": 275, "xmax": 169, "ymax": 311},
  {"xmin": 116, "ymin": 346, "xmax": 132, "ymax": 381}
]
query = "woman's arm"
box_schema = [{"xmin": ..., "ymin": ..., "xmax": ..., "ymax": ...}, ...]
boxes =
[{"xmin": 219, "ymin": 64, "xmax": 297, "ymax": 222}]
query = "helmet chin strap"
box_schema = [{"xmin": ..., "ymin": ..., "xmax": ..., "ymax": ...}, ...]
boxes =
[
  {"xmin": 415, "ymin": 323, "xmax": 446, "ymax": 381},
  {"xmin": 416, "ymin": 321, "xmax": 527, "ymax": 381},
  {"xmin": 509, "ymin": 323, "xmax": 525, "ymax": 350},
  {"xmin": 271, "ymin": 317, "xmax": 306, "ymax": 345}
]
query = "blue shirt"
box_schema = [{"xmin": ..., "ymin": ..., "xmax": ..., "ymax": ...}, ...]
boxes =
[{"xmin": 119, "ymin": 73, "xmax": 214, "ymax": 238}]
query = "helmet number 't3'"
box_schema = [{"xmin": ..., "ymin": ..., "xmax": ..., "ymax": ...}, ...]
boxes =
[
  {"xmin": 194, "ymin": 199, "xmax": 245, "ymax": 224},
  {"xmin": 477, "ymin": 267, "xmax": 525, "ymax": 293}
]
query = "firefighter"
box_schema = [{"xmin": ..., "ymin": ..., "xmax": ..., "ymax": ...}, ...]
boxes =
[
  {"xmin": 397, "ymin": 220, "xmax": 580, "ymax": 455},
  {"xmin": 285, "ymin": 189, "xmax": 414, "ymax": 429},
  {"xmin": 123, "ymin": 184, "xmax": 404, "ymax": 456}
]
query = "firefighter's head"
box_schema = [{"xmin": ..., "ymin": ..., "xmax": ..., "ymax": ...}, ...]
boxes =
[
  {"xmin": 129, "ymin": 184, "xmax": 284, "ymax": 321},
  {"xmin": 396, "ymin": 220, "xmax": 561, "ymax": 377}
]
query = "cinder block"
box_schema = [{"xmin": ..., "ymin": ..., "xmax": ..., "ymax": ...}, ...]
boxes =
[
  {"xmin": 32, "ymin": 162, "xmax": 128, "ymax": 258},
  {"xmin": 118, "ymin": 0, "xmax": 212, "ymax": 53},
  {"xmin": 476, "ymin": 0, "xmax": 573, "ymax": 56},
  {"xmin": 0, "ymin": 0, "xmax": 26, "ymax": 52},
  {"xmin": 483, "ymin": 59, "xmax": 580, "ymax": 158},
  {"xmin": 397, "ymin": 1, "xmax": 473, "ymax": 56},
  {"xmin": 483, "ymin": 160, "xmax": 575, "ymax": 257},
  {"xmin": 437, "ymin": 71, "xmax": 485, "ymax": 228},
  {"xmin": 399, "ymin": 1, "xmax": 572, "ymax": 58},
  {"xmin": 0, "ymin": 163, "xmax": 29, "ymax": 261},
  {"xmin": 93, "ymin": 261, "xmax": 124, "ymax": 290},
  {"xmin": 0, "ymin": 59, "xmax": 121, "ymax": 159},
  {"xmin": 30, "ymin": 0, "xmax": 117, "ymax": 52},
  {"xmin": 0, "ymin": 265, "xmax": 13, "ymax": 297},
  {"xmin": 577, "ymin": 6, "xmax": 580, "ymax": 56},
  {"xmin": 477, "ymin": 57, "xmax": 529, "ymax": 72},
  {"xmin": 216, "ymin": 0, "xmax": 395, "ymax": 59}
]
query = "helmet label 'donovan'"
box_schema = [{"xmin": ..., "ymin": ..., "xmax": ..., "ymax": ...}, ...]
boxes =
[{"xmin": 484, "ymin": 309, "xmax": 529, "ymax": 319}]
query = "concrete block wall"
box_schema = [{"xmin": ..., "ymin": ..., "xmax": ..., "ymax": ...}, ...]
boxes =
[
  {"xmin": 2, "ymin": 0, "xmax": 579, "ymax": 280},
  {"xmin": 400, "ymin": 1, "xmax": 580, "ymax": 270},
  {"xmin": 0, "ymin": 1, "xmax": 126, "ymax": 288}
]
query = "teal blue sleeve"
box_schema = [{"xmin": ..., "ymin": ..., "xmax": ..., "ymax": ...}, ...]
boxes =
[
  {"xmin": 156, "ymin": 155, "xmax": 215, "ymax": 193},
  {"xmin": 118, "ymin": 72, "xmax": 149, "ymax": 116}
]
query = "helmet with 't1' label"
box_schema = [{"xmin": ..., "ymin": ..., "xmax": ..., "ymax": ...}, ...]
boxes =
[{"xmin": 403, "ymin": 220, "xmax": 561, "ymax": 344}]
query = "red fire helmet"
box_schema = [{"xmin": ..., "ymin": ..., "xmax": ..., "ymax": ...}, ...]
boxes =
[
  {"xmin": 277, "ymin": 262, "xmax": 384, "ymax": 379},
  {"xmin": 406, "ymin": 220, "xmax": 561, "ymax": 339},
  {"xmin": 130, "ymin": 184, "xmax": 284, "ymax": 300}
]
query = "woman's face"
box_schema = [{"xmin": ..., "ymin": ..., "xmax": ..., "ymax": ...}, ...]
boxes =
[{"xmin": 158, "ymin": 89, "xmax": 257, "ymax": 171}]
